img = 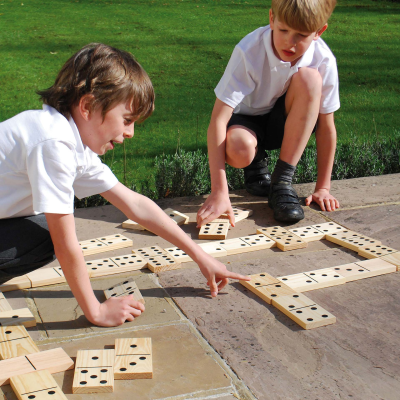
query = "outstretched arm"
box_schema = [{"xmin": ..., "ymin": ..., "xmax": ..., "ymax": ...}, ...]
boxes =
[
  {"xmin": 196, "ymin": 98, "xmax": 236, "ymax": 227},
  {"xmin": 305, "ymin": 112, "xmax": 340, "ymax": 211},
  {"xmin": 45, "ymin": 213, "xmax": 145, "ymax": 327},
  {"xmin": 101, "ymin": 183, "xmax": 250, "ymax": 296}
]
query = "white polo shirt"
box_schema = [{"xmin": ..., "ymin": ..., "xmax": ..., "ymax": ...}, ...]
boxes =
[
  {"xmin": 0, "ymin": 105, "xmax": 118, "ymax": 219},
  {"xmin": 215, "ymin": 25, "xmax": 340, "ymax": 116}
]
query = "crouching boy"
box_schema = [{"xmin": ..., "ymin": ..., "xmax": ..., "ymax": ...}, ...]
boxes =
[
  {"xmin": 0, "ymin": 43, "xmax": 249, "ymax": 327},
  {"xmin": 197, "ymin": 0, "xmax": 340, "ymax": 227}
]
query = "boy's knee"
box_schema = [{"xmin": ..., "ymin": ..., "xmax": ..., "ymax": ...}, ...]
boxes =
[
  {"xmin": 291, "ymin": 67, "xmax": 322, "ymax": 98},
  {"xmin": 226, "ymin": 127, "xmax": 256, "ymax": 168}
]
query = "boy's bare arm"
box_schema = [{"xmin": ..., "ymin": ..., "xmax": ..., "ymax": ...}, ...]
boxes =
[
  {"xmin": 45, "ymin": 213, "xmax": 145, "ymax": 327},
  {"xmin": 101, "ymin": 183, "xmax": 250, "ymax": 297},
  {"xmin": 196, "ymin": 98, "xmax": 235, "ymax": 227},
  {"xmin": 305, "ymin": 112, "xmax": 340, "ymax": 211}
]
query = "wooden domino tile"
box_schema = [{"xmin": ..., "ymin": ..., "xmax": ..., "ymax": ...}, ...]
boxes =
[
  {"xmin": 0, "ymin": 356, "xmax": 35, "ymax": 386},
  {"xmin": 289, "ymin": 226, "xmax": 325, "ymax": 242},
  {"xmin": 198, "ymin": 243, "xmax": 228, "ymax": 258},
  {"xmin": 122, "ymin": 219, "xmax": 146, "ymax": 231},
  {"xmin": 326, "ymin": 231, "xmax": 381, "ymax": 251},
  {"xmin": 79, "ymin": 239, "xmax": 108, "ymax": 256},
  {"xmin": 0, "ymin": 293, "xmax": 12, "ymax": 312},
  {"xmin": 272, "ymin": 294, "xmax": 336, "ymax": 329},
  {"xmin": 133, "ymin": 245, "xmax": 167, "ymax": 258},
  {"xmin": 27, "ymin": 267, "xmax": 65, "ymax": 287},
  {"xmin": 271, "ymin": 292, "xmax": 316, "ymax": 310},
  {"xmin": 0, "ymin": 325, "xmax": 30, "ymax": 342},
  {"xmin": 0, "ymin": 335, "xmax": 39, "ymax": 360},
  {"xmin": 146, "ymin": 255, "xmax": 181, "ymax": 273},
  {"xmin": 164, "ymin": 247, "xmax": 193, "ymax": 263},
  {"xmin": 311, "ymin": 221, "xmax": 347, "ymax": 235},
  {"xmin": 80, "ymin": 234, "xmax": 133, "ymax": 256},
  {"xmin": 26, "ymin": 348, "xmax": 75, "ymax": 374},
  {"xmin": 73, "ymin": 349, "xmax": 115, "ymax": 394},
  {"xmin": 358, "ymin": 244, "xmax": 398, "ymax": 259},
  {"xmin": 239, "ymin": 234, "xmax": 276, "ymax": 250},
  {"xmin": 11, "ymin": 369, "xmax": 68, "ymax": 400},
  {"xmin": 85, "ymin": 258, "xmax": 118, "ymax": 277},
  {"xmin": 0, "ymin": 308, "xmax": 36, "ymax": 328},
  {"xmin": 304, "ymin": 268, "xmax": 346, "ymax": 289},
  {"xmin": 0, "ymin": 348, "xmax": 74, "ymax": 386},
  {"xmin": 278, "ymin": 269, "xmax": 345, "ymax": 292},
  {"xmin": 256, "ymin": 226, "xmax": 291, "ymax": 239},
  {"xmin": 0, "ymin": 276, "xmax": 32, "ymax": 292},
  {"xmin": 97, "ymin": 234, "xmax": 133, "ymax": 249},
  {"xmin": 219, "ymin": 206, "xmax": 253, "ymax": 223},
  {"xmin": 163, "ymin": 208, "xmax": 190, "ymax": 225},
  {"xmin": 273, "ymin": 234, "xmax": 308, "ymax": 251},
  {"xmin": 253, "ymin": 282, "xmax": 298, "ymax": 304},
  {"xmin": 199, "ymin": 220, "xmax": 229, "ymax": 240},
  {"xmin": 104, "ymin": 278, "xmax": 144, "ymax": 304},
  {"xmin": 114, "ymin": 338, "xmax": 153, "ymax": 380},
  {"xmin": 240, "ymin": 272, "xmax": 281, "ymax": 291},
  {"xmin": 330, "ymin": 263, "xmax": 371, "ymax": 282},
  {"xmin": 354, "ymin": 258, "xmax": 397, "ymax": 275},
  {"xmin": 379, "ymin": 252, "xmax": 400, "ymax": 271},
  {"xmin": 277, "ymin": 273, "xmax": 318, "ymax": 292},
  {"xmin": 216, "ymin": 238, "xmax": 252, "ymax": 255},
  {"xmin": 110, "ymin": 254, "xmax": 148, "ymax": 271}
]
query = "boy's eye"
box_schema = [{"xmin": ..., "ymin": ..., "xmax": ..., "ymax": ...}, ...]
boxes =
[{"xmin": 124, "ymin": 119, "xmax": 132, "ymax": 125}]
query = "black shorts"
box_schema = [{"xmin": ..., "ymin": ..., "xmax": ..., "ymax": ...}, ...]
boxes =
[{"xmin": 227, "ymin": 93, "xmax": 287, "ymax": 152}]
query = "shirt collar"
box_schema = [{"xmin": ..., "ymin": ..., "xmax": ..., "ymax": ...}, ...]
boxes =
[
  {"xmin": 42, "ymin": 104, "xmax": 86, "ymax": 167},
  {"xmin": 264, "ymin": 27, "xmax": 289, "ymax": 70},
  {"xmin": 68, "ymin": 114, "xmax": 86, "ymax": 167}
]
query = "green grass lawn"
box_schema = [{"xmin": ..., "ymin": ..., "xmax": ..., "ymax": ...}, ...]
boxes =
[{"xmin": 1, "ymin": 0, "xmax": 399, "ymax": 188}]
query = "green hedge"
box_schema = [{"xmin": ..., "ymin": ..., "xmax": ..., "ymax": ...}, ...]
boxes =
[{"xmin": 74, "ymin": 131, "xmax": 400, "ymax": 208}]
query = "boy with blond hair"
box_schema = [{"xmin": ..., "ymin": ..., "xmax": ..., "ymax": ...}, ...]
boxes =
[
  {"xmin": 0, "ymin": 43, "xmax": 249, "ymax": 327},
  {"xmin": 197, "ymin": 0, "xmax": 340, "ymax": 226}
]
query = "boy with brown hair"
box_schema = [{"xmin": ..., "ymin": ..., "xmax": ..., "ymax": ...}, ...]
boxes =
[
  {"xmin": 197, "ymin": 0, "xmax": 340, "ymax": 227},
  {"xmin": 0, "ymin": 43, "xmax": 249, "ymax": 327}
]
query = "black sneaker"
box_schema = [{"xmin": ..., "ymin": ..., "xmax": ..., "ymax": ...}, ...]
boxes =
[
  {"xmin": 243, "ymin": 158, "xmax": 271, "ymax": 197},
  {"xmin": 268, "ymin": 181, "xmax": 304, "ymax": 222}
]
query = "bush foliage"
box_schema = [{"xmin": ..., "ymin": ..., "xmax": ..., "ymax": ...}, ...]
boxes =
[{"xmin": 75, "ymin": 131, "xmax": 399, "ymax": 208}]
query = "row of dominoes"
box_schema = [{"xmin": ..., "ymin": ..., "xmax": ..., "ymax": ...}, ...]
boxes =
[
  {"xmin": 2, "ymin": 221, "xmax": 399, "ymax": 293},
  {"xmin": 122, "ymin": 208, "xmax": 190, "ymax": 232},
  {"xmin": 72, "ymin": 338, "xmax": 153, "ymax": 394},
  {"xmin": 240, "ymin": 272, "xmax": 336, "ymax": 329}
]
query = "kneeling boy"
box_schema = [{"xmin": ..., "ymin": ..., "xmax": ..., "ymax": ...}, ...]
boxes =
[
  {"xmin": 0, "ymin": 43, "xmax": 249, "ymax": 327},
  {"xmin": 197, "ymin": 0, "xmax": 340, "ymax": 226}
]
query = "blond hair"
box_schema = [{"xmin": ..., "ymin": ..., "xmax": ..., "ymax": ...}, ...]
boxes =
[
  {"xmin": 271, "ymin": 0, "xmax": 336, "ymax": 32},
  {"xmin": 38, "ymin": 43, "xmax": 154, "ymax": 122}
]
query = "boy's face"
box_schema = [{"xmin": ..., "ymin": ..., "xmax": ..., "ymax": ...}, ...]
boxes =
[
  {"xmin": 269, "ymin": 10, "xmax": 327, "ymax": 66},
  {"xmin": 79, "ymin": 100, "xmax": 136, "ymax": 155}
]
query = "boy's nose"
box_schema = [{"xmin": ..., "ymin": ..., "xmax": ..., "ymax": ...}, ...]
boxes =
[{"xmin": 124, "ymin": 123, "xmax": 135, "ymax": 138}]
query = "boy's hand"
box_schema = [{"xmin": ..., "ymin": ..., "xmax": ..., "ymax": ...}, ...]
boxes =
[
  {"xmin": 305, "ymin": 188, "xmax": 340, "ymax": 212},
  {"xmin": 196, "ymin": 253, "xmax": 250, "ymax": 297},
  {"xmin": 197, "ymin": 191, "xmax": 235, "ymax": 227},
  {"xmin": 91, "ymin": 295, "xmax": 145, "ymax": 327}
]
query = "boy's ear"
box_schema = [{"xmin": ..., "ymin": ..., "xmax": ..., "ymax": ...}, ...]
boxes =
[
  {"xmin": 269, "ymin": 9, "xmax": 274, "ymax": 29},
  {"xmin": 78, "ymin": 94, "xmax": 95, "ymax": 121},
  {"xmin": 314, "ymin": 23, "xmax": 328, "ymax": 40}
]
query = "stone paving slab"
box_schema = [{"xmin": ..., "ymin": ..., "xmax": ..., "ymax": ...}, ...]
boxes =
[
  {"xmin": 159, "ymin": 222, "xmax": 400, "ymax": 400},
  {"xmin": 30, "ymin": 271, "xmax": 181, "ymax": 340},
  {"xmin": 0, "ymin": 323, "xmax": 235, "ymax": 400}
]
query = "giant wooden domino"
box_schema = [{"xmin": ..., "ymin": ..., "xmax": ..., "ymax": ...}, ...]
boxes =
[
  {"xmin": 122, "ymin": 208, "xmax": 190, "ymax": 232},
  {"xmin": 11, "ymin": 369, "xmax": 68, "ymax": 400},
  {"xmin": 104, "ymin": 277, "xmax": 145, "ymax": 304},
  {"xmin": 114, "ymin": 338, "xmax": 153, "ymax": 379},
  {"xmin": 72, "ymin": 349, "xmax": 115, "ymax": 393}
]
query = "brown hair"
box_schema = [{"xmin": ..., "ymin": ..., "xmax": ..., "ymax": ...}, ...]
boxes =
[
  {"xmin": 271, "ymin": 0, "xmax": 336, "ymax": 32},
  {"xmin": 38, "ymin": 43, "xmax": 154, "ymax": 122}
]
